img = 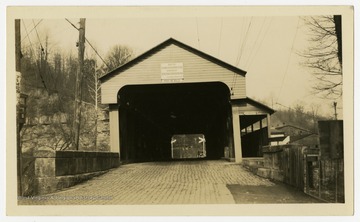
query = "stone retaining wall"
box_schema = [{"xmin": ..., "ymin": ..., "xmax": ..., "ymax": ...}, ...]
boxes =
[{"xmin": 21, "ymin": 108, "xmax": 110, "ymax": 153}]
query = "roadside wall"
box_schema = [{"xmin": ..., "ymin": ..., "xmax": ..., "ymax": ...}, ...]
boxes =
[
  {"xmin": 261, "ymin": 144, "xmax": 306, "ymax": 190},
  {"xmin": 32, "ymin": 149, "xmax": 120, "ymax": 195}
]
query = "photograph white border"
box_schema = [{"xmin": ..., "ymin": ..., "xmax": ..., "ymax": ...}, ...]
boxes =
[{"xmin": 1, "ymin": 1, "xmax": 358, "ymax": 221}]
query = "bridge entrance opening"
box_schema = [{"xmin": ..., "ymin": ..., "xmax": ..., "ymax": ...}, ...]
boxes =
[{"xmin": 118, "ymin": 82, "xmax": 232, "ymax": 163}]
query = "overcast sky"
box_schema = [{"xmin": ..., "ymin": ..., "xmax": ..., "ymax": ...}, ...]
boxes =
[{"xmin": 20, "ymin": 11, "xmax": 343, "ymax": 117}]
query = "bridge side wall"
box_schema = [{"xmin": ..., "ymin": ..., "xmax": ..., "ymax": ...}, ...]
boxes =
[{"xmin": 33, "ymin": 149, "xmax": 120, "ymax": 195}]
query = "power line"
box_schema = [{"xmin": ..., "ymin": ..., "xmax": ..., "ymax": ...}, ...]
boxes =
[
  {"xmin": 276, "ymin": 17, "xmax": 300, "ymax": 104},
  {"xmin": 85, "ymin": 38, "xmax": 110, "ymax": 69},
  {"xmin": 65, "ymin": 18, "xmax": 110, "ymax": 69},
  {"xmin": 65, "ymin": 18, "xmax": 79, "ymax": 30},
  {"xmin": 21, "ymin": 20, "xmax": 34, "ymax": 54},
  {"xmin": 243, "ymin": 17, "xmax": 267, "ymax": 69},
  {"xmin": 217, "ymin": 18, "xmax": 223, "ymax": 57},
  {"xmin": 234, "ymin": 18, "xmax": 246, "ymax": 66},
  {"xmin": 32, "ymin": 19, "xmax": 44, "ymax": 51},
  {"xmin": 232, "ymin": 17, "xmax": 253, "ymax": 92},
  {"xmin": 246, "ymin": 18, "xmax": 273, "ymax": 70},
  {"xmin": 21, "ymin": 19, "xmax": 48, "ymax": 91},
  {"xmin": 236, "ymin": 17, "xmax": 252, "ymax": 67},
  {"xmin": 21, "ymin": 19, "xmax": 43, "ymax": 43},
  {"xmin": 231, "ymin": 18, "xmax": 247, "ymax": 94},
  {"xmin": 276, "ymin": 102, "xmax": 291, "ymax": 109},
  {"xmin": 196, "ymin": 17, "xmax": 201, "ymax": 49}
]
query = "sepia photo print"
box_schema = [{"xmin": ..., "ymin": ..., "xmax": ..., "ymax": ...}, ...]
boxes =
[{"xmin": 6, "ymin": 6, "xmax": 354, "ymax": 216}]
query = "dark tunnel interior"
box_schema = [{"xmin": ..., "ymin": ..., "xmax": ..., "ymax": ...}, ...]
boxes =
[{"xmin": 118, "ymin": 82, "xmax": 233, "ymax": 163}]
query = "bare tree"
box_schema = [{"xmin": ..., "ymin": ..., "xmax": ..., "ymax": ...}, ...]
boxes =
[
  {"xmin": 82, "ymin": 58, "xmax": 101, "ymax": 149},
  {"xmin": 301, "ymin": 15, "xmax": 342, "ymax": 99},
  {"xmin": 101, "ymin": 44, "xmax": 134, "ymax": 73}
]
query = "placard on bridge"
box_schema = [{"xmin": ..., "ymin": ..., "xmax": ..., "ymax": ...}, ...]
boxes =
[{"xmin": 161, "ymin": 63, "xmax": 184, "ymax": 82}]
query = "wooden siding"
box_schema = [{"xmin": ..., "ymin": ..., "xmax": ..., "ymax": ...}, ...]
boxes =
[
  {"xmin": 232, "ymin": 103, "xmax": 269, "ymax": 115},
  {"xmin": 101, "ymin": 44, "xmax": 246, "ymax": 104},
  {"xmin": 232, "ymin": 106, "xmax": 243, "ymax": 163},
  {"xmin": 263, "ymin": 145, "xmax": 306, "ymax": 190},
  {"xmin": 281, "ymin": 146, "xmax": 305, "ymax": 190},
  {"xmin": 109, "ymin": 105, "xmax": 120, "ymax": 153}
]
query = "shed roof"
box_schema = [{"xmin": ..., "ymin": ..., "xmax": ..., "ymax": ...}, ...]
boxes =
[
  {"xmin": 231, "ymin": 97, "xmax": 275, "ymax": 115},
  {"xmin": 290, "ymin": 133, "xmax": 318, "ymax": 143},
  {"xmin": 231, "ymin": 97, "xmax": 275, "ymax": 129},
  {"xmin": 275, "ymin": 124, "xmax": 315, "ymax": 134},
  {"xmin": 99, "ymin": 38, "xmax": 247, "ymax": 82}
]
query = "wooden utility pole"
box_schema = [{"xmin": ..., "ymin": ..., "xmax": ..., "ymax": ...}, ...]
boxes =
[
  {"xmin": 333, "ymin": 102, "xmax": 338, "ymax": 120},
  {"xmin": 73, "ymin": 18, "xmax": 86, "ymax": 150},
  {"xmin": 15, "ymin": 20, "xmax": 21, "ymax": 71},
  {"xmin": 334, "ymin": 15, "xmax": 342, "ymax": 67},
  {"xmin": 15, "ymin": 19, "xmax": 22, "ymax": 196},
  {"xmin": 94, "ymin": 62, "xmax": 99, "ymax": 150}
]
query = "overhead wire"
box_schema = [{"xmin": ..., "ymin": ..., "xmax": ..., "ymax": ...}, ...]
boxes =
[
  {"xmin": 85, "ymin": 38, "xmax": 110, "ymax": 70},
  {"xmin": 196, "ymin": 17, "xmax": 201, "ymax": 50},
  {"xmin": 65, "ymin": 18, "xmax": 79, "ymax": 31},
  {"xmin": 236, "ymin": 17, "xmax": 253, "ymax": 67},
  {"xmin": 232, "ymin": 17, "xmax": 253, "ymax": 93},
  {"xmin": 217, "ymin": 18, "xmax": 223, "ymax": 57},
  {"xmin": 21, "ymin": 24, "xmax": 70, "ymax": 51},
  {"xmin": 234, "ymin": 18, "xmax": 246, "ymax": 66},
  {"xmin": 21, "ymin": 19, "xmax": 48, "ymax": 91},
  {"xmin": 21, "ymin": 20, "xmax": 34, "ymax": 55},
  {"xmin": 32, "ymin": 19, "xmax": 44, "ymax": 51},
  {"xmin": 246, "ymin": 17, "xmax": 273, "ymax": 71},
  {"xmin": 65, "ymin": 18, "xmax": 110, "ymax": 69},
  {"xmin": 21, "ymin": 19, "xmax": 43, "ymax": 43},
  {"xmin": 231, "ymin": 18, "xmax": 247, "ymax": 94},
  {"xmin": 243, "ymin": 17, "xmax": 267, "ymax": 69},
  {"xmin": 276, "ymin": 17, "xmax": 300, "ymax": 104}
]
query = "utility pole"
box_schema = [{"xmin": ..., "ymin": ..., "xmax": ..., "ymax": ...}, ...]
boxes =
[
  {"xmin": 334, "ymin": 15, "xmax": 342, "ymax": 68},
  {"xmin": 94, "ymin": 61, "xmax": 98, "ymax": 150},
  {"xmin": 333, "ymin": 101, "xmax": 338, "ymax": 120},
  {"xmin": 15, "ymin": 19, "xmax": 22, "ymax": 196},
  {"xmin": 15, "ymin": 20, "xmax": 21, "ymax": 72},
  {"xmin": 73, "ymin": 18, "xmax": 86, "ymax": 150}
]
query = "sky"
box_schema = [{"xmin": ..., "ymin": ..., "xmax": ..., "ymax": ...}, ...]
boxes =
[{"xmin": 20, "ymin": 12, "xmax": 343, "ymax": 118}]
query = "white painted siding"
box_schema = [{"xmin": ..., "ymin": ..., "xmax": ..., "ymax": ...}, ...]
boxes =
[
  {"xmin": 101, "ymin": 44, "xmax": 246, "ymax": 104},
  {"xmin": 237, "ymin": 103, "xmax": 269, "ymax": 115}
]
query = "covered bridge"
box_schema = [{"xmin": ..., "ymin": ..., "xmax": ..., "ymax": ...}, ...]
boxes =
[{"xmin": 99, "ymin": 38, "xmax": 274, "ymax": 163}]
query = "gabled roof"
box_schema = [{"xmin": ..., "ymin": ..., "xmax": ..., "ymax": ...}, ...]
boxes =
[
  {"xmin": 275, "ymin": 124, "xmax": 315, "ymax": 134},
  {"xmin": 99, "ymin": 38, "xmax": 247, "ymax": 82},
  {"xmin": 231, "ymin": 97, "xmax": 275, "ymax": 115},
  {"xmin": 290, "ymin": 133, "xmax": 318, "ymax": 143}
]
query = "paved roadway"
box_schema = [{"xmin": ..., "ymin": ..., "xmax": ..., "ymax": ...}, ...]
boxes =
[{"xmin": 18, "ymin": 160, "xmax": 319, "ymax": 205}]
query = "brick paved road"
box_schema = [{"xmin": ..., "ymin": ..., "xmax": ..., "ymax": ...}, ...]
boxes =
[{"xmin": 19, "ymin": 160, "xmax": 275, "ymax": 205}]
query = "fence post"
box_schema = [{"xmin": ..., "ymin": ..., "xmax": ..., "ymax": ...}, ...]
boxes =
[
  {"xmin": 335, "ymin": 159, "xmax": 338, "ymax": 203},
  {"xmin": 318, "ymin": 160, "xmax": 321, "ymax": 199}
]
